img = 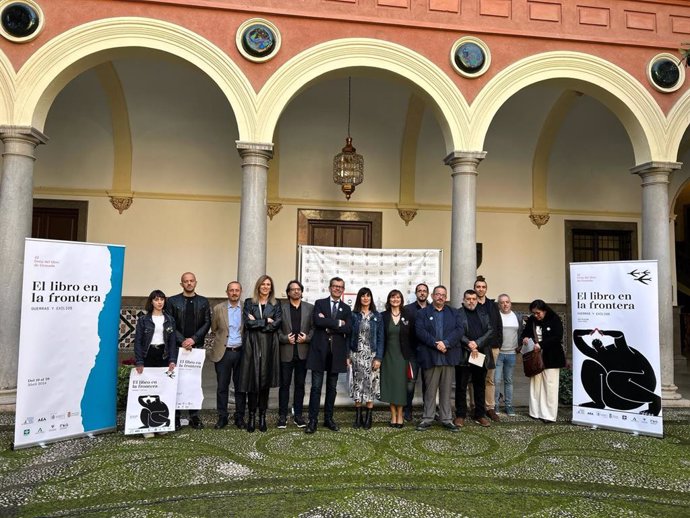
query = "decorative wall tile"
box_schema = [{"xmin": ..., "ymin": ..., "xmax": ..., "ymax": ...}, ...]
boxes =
[
  {"xmin": 528, "ymin": 1, "xmax": 561, "ymax": 22},
  {"xmin": 480, "ymin": 0, "xmax": 512, "ymax": 18},
  {"xmin": 578, "ymin": 6, "xmax": 609, "ymax": 27},
  {"xmin": 625, "ymin": 10, "xmax": 656, "ymax": 31},
  {"xmin": 429, "ymin": 0, "xmax": 459, "ymax": 13}
]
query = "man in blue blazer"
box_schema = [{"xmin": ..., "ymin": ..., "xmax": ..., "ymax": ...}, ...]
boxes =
[
  {"xmin": 305, "ymin": 277, "xmax": 352, "ymax": 434},
  {"xmin": 415, "ymin": 285, "xmax": 463, "ymax": 432}
]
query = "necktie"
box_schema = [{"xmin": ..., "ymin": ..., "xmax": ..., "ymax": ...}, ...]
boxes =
[{"xmin": 332, "ymin": 301, "xmax": 338, "ymax": 319}]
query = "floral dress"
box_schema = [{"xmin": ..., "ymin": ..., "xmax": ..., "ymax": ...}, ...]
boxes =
[{"xmin": 349, "ymin": 312, "xmax": 381, "ymax": 403}]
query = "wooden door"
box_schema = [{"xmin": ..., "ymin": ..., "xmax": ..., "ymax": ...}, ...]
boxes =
[
  {"xmin": 32, "ymin": 200, "xmax": 88, "ymax": 241},
  {"xmin": 298, "ymin": 209, "xmax": 382, "ymax": 248}
]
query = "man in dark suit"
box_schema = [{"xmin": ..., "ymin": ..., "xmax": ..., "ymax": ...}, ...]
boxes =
[
  {"xmin": 165, "ymin": 271, "xmax": 211, "ymax": 430},
  {"xmin": 402, "ymin": 283, "xmax": 429, "ymax": 421},
  {"xmin": 414, "ymin": 285, "xmax": 463, "ymax": 432},
  {"xmin": 277, "ymin": 280, "xmax": 314, "ymax": 429},
  {"xmin": 305, "ymin": 276, "xmax": 352, "ymax": 434}
]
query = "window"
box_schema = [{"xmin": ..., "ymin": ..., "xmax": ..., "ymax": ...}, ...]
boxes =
[{"xmin": 572, "ymin": 229, "xmax": 632, "ymax": 262}]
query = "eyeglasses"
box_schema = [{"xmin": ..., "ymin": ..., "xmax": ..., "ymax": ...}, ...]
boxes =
[
  {"xmin": 330, "ymin": 285, "xmax": 345, "ymax": 290},
  {"xmin": 288, "ymin": 288, "xmax": 302, "ymax": 292}
]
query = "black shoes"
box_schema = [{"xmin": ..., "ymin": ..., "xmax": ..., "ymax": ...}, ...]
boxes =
[
  {"xmin": 294, "ymin": 415, "xmax": 307, "ymax": 428},
  {"xmin": 189, "ymin": 416, "xmax": 204, "ymax": 429},
  {"xmin": 403, "ymin": 407, "xmax": 412, "ymax": 422},
  {"xmin": 353, "ymin": 407, "xmax": 362, "ymax": 429},
  {"xmin": 277, "ymin": 415, "xmax": 288, "ymax": 429},
  {"xmin": 305, "ymin": 420, "xmax": 317, "ymax": 434},
  {"xmin": 214, "ymin": 416, "xmax": 229, "ymax": 429},
  {"xmin": 324, "ymin": 418, "xmax": 339, "ymax": 431},
  {"xmin": 234, "ymin": 413, "xmax": 246, "ymax": 430},
  {"xmin": 416, "ymin": 421, "xmax": 432, "ymax": 432},
  {"xmin": 362, "ymin": 409, "xmax": 372, "ymax": 430},
  {"xmin": 442, "ymin": 421, "xmax": 460, "ymax": 433},
  {"xmin": 247, "ymin": 413, "xmax": 256, "ymax": 433},
  {"xmin": 258, "ymin": 412, "xmax": 267, "ymax": 432}
]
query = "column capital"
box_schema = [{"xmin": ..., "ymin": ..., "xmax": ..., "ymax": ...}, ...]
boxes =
[
  {"xmin": 0, "ymin": 125, "xmax": 48, "ymax": 147},
  {"xmin": 236, "ymin": 141, "xmax": 273, "ymax": 160},
  {"xmin": 630, "ymin": 161, "xmax": 681, "ymax": 186},
  {"xmin": 444, "ymin": 150, "xmax": 487, "ymax": 175}
]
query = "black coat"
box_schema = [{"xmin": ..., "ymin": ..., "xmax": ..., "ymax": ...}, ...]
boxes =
[
  {"xmin": 239, "ymin": 298, "xmax": 282, "ymax": 392},
  {"xmin": 164, "ymin": 293, "xmax": 211, "ymax": 348},
  {"xmin": 521, "ymin": 310, "xmax": 566, "ymax": 369},
  {"xmin": 306, "ymin": 297, "xmax": 352, "ymax": 374}
]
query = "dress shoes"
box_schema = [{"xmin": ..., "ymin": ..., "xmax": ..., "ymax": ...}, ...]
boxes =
[
  {"xmin": 453, "ymin": 417, "xmax": 465, "ymax": 428},
  {"xmin": 214, "ymin": 416, "xmax": 229, "ymax": 429},
  {"xmin": 487, "ymin": 409, "xmax": 500, "ymax": 422},
  {"xmin": 234, "ymin": 414, "xmax": 246, "ymax": 430},
  {"xmin": 293, "ymin": 415, "xmax": 307, "ymax": 428},
  {"xmin": 395, "ymin": 423, "xmax": 403, "ymax": 429},
  {"xmin": 189, "ymin": 416, "xmax": 204, "ymax": 429},
  {"xmin": 442, "ymin": 421, "xmax": 460, "ymax": 432},
  {"xmin": 474, "ymin": 417, "xmax": 491, "ymax": 427},
  {"xmin": 305, "ymin": 420, "xmax": 317, "ymax": 434},
  {"xmin": 323, "ymin": 418, "xmax": 339, "ymax": 431},
  {"xmin": 415, "ymin": 421, "xmax": 432, "ymax": 432}
]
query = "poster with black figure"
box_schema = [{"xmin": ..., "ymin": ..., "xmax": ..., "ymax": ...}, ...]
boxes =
[
  {"xmin": 125, "ymin": 368, "xmax": 178, "ymax": 435},
  {"xmin": 570, "ymin": 261, "xmax": 663, "ymax": 438}
]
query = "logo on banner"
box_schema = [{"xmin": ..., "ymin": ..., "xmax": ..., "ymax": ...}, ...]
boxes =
[{"xmin": 628, "ymin": 269, "xmax": 652, "ymax": 285}]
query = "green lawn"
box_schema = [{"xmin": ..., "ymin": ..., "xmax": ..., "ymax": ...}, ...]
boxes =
[{"xmin": 1, "ymin": 409, "xmax": 688, "ymax": 517}]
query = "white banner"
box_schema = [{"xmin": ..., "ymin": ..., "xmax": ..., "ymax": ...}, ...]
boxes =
[
  {"xmin": 14, "ymin": 239, "xmax": 125, "ymax": 448},
  {"xmin": 299, "ymin": 246, "xmax": 442, "ymax": 308},
  {"xmin": 124, "ymin": 368, "xmax": 177, "ymax": 435},
  {"xmin": 570, "ymin": 261, "xmax": 663, "ymax": 438},
  {"xmin": 175, "ymin": 348, "xmax": 205, "ymax": 410}
]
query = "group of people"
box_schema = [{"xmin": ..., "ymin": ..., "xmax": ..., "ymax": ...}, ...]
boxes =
[{"xmin": 133, "ymin": 272, "xmax": 565, "ymax": 435}]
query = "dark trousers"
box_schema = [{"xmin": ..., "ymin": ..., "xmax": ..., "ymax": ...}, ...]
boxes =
[
  {"xmin": 215, "ymin": 347, "xmax": 246, "ymax": 418},
  {"xmin": 144, "ymin": 345, "xmax": 168, "ymax": 368},
  {"xmin": 247, "ymin": 388, "xmax": 270, "ymax": 412},
  {"xmin": 308, "ymin": 370, "xmax": 339, "ymax": 422},
  {"xmin": 455, "ymin": 364, "xmax": 487, "ymax": 419},
  {"xmin": 279, "ymin": 355, "xmax": 307, "ymax": 417},
  {"xmin": 405, "ymin": 358, "xmax": 427, "ymax": 410}
]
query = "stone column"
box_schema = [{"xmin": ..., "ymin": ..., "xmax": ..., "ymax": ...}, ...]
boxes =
[
  {"xmin": 444, "ymin": 151, "xmax": 486, "ymax": 305},
  {"xmin": 236, "ymin": 142, "xmax": 273, "ymax": 294},
  {"xmin": 630, "ymin": 161, "xmax": 683, "ymax": 402},
  {"xmin": 0, "ymin": 126, "xmax": 48, "ymax": 399}
]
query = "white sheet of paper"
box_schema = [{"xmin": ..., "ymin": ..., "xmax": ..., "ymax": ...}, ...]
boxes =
[
  {"xmin": 468, "ymin": 351, "xmax": 486, "ymax": 367},
  {"xmin": 175, "ymin": 348, "xmax": 205, "ymax": 410}
]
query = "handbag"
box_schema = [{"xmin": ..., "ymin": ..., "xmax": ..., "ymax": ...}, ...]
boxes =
[
  {"xmin": 406, "ymin": 361, "xmax": 414, "ymax": 381},
  {"xmin": 523, "ymin": 349, "xmax": 545, "ymax": 377}
]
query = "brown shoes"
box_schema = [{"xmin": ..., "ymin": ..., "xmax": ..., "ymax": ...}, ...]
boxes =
[
  {"xmin": 474, "ymin": 417, "xmax": 491, "ymax": 427},
  {"xmin": 453, "ymin": 417, "xmax": 465, "ymax": 428},
  {"xmin": 487, "ymin": 409, "xmax": 500, "ymax": 422}
]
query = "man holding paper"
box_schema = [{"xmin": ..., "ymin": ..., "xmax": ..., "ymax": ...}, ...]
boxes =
[{"xmin": 455, "ymin": 289, "xmax": 493, "ymax": 428}]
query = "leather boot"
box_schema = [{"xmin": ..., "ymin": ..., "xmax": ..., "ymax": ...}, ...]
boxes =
[
  {"xmin": 247, "ymin": 412, "xmax": 256, "ymax": 433},
  {"xmin": 353, "ymin": 407, "xmax": 362, "ymax": 429},
  {"xmin": 258, "ymin": 411, "xmax": 267, "ymax": 432},
  {"xmin": 363, "ymin": 408, "xmax": 373, "ymax": 430}
]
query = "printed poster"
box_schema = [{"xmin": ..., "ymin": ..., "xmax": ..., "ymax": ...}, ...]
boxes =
[
  {"xmin": 124, "ymin": 367, "xmax": 177, "ymax": 435},
  {"xmin": 14, "ymin": 239, "xmax": 125, "ymax": 449},
  {"xmin": 570, "ymin": 261, "xmax": 663, "ymax": 438},
  {"xmin": 175, "ymin": 347, "xmax": 205, "ymax": 410}
]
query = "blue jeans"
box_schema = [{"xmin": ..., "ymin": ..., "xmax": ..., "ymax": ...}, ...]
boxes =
[{"xmin": 494, "ymin": 353, "xmax": 516, "ymax": 411}]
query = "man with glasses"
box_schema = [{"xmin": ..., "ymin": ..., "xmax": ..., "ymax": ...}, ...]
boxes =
[
  {"xmin": 305, "ymin": 277, "xmax": 352, "ymax": 434},
  {"xmin": 414, "ymin": 285, "xmax": 463, "ymax": 432},
  {"xmin": 277, "ymin": 280, "xmax": 314, "ymax": 429},
  {"xmin": 402, "ymin": 283, "xmax": 430, "ymax": 421}
]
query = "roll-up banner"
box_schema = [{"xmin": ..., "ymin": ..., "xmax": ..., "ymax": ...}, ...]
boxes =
[
  {"xmin": 14, "ymin": 238, "xmax": 125, "ymax": 449},
  {"xmin": 570, "ymin": 260, "xmax": 663, "ymax": 438}
]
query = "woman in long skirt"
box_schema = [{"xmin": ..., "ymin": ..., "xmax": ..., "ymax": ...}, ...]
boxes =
[
  {"xmin": 520, "ymin": 299, "xmax": 565, "ymax": 423},
  {"xmin": 349, "ymin": 287, "xmax": 383, "ymax": 429},
  {"xmin": 379, "ymin": 289, "xmax": 413, "ymax": 428}
]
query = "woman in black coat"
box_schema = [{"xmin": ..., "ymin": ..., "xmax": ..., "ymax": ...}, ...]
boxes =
[
  {"xmin": 520, "ymin": 299, "xmax": 565, "ymax": 423},
  {"xmin": 239, "ymin": 275, "xmax": 282, "ymax": 432}
]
